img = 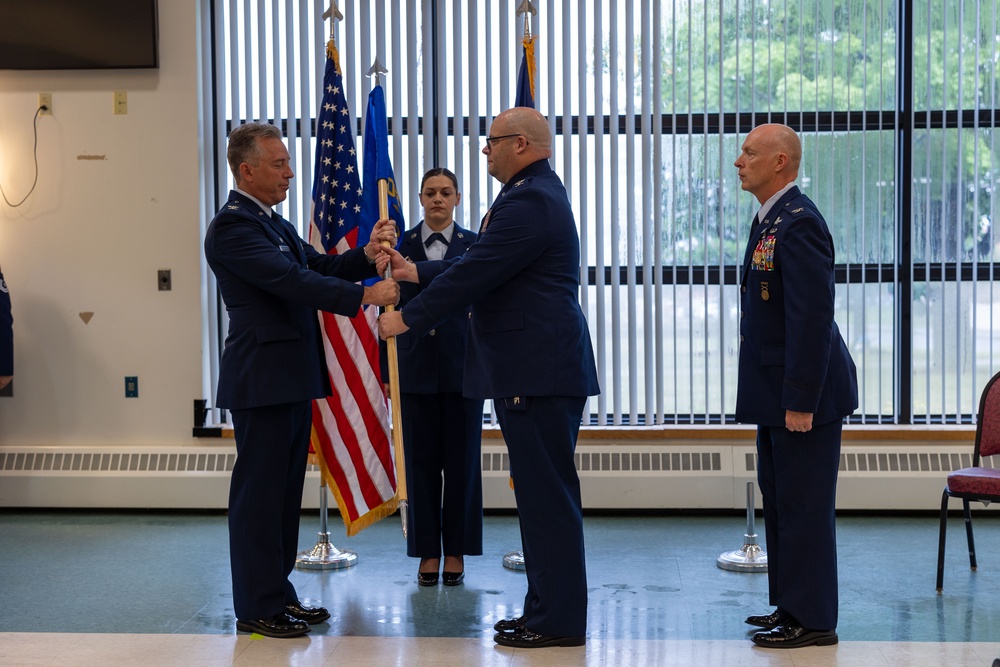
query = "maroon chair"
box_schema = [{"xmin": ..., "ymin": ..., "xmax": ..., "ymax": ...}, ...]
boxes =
[{"xmin": 936, "ymin": 370, "xmax": 1000, "ymax": 592}]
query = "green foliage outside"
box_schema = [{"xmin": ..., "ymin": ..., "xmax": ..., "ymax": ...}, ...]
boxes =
[{"xmin": 631, "ymin": 0, "xmax": 1000, "ymax": 268}]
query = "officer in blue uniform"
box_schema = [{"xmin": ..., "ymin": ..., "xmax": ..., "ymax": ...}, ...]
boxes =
[
  {"xmin": 205, "ymin": 122, "xmax": 399, "ymax": 639},
  {"xmin": 379, "ymin": 108, "xmax": 599, "ymax": 648},
  {"xmin": 0, "ymin": 266, "xmax": 12, "ymax": 392},
  {"xmin": 381, "ymin": 167, "xmax": 483, "ymax": 586},
  {"xmin": 734, "ymin": 123, "xmax": 858, "ymax": 649}
]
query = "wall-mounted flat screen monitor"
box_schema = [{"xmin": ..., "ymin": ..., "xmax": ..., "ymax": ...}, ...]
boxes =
[{"xmin": 0, "ymin": 0, "xmax": 158, "ymax": 70}]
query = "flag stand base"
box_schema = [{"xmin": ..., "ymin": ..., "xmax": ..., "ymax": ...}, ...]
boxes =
[
  {"xmin": 503, "ymin": 550, "xmax": 525, "ymax": 571},
  {"xmin": 295, "ymin": 478, "xmax": 358, "ymax": 570},
  {"xmin": 716, "ymin": 481, "xmax": 768, "ymax": 573},
  {"xmin": 296, "ymin": 531, "xmax": 358, "ymax": 570}
]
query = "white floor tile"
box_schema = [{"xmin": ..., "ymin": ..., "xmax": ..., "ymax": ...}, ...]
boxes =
[{"xmin": 7, "ymin": 635, "xmax": 993, "ymax": 667}]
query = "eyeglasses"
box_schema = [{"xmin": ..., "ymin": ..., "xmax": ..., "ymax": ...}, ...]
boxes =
[{"xmin": 484, "ymin": 133, "xmax": 520, "ymax": 148}]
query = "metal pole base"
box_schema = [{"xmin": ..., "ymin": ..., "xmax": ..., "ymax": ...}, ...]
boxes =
[
  {"xmin": 717, "ymin": 480, "xmax": 768, "ymax": 572},
  {"xmin": 717, "ymin": 540, "xmax": 768, "ymax": 572},
  {"xmin": 295, "ymin": 531, "xmax": 358, "ymax": 570},
  {"xmin": 502, "ymin": 550, "xmax": 525, "ymax": 571}
]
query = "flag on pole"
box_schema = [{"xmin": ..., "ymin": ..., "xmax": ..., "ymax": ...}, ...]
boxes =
[
  {"xmin": 515, "ymin": 35, "xmax": 536, "ymax": 108},
  {"xmin": 307, "ymin": 41, "xmax": 398, "ymax": 536},
  {"xmin": 360, "ymin": 82, "xmax": 406, "ymax": 239}
]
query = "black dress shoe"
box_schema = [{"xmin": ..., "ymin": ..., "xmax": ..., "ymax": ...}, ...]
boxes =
[
  {"xmin": 494, "ymin": 615, "xmax": 526, "ymax": 632},
  {"xmin": 418, "ymin": 571, "xmax": 439, "ymax": 586},
  {"xmin": 745, "ymin": 610, "xmax": 788, "ymax": 629},
  {"xmin": 285, "ymin": 601, "xmax": 330, "ymax": 624},
  {"xmin": 442, "ymin": 570, "xmax": 464, "ymax": 586},
  {"xmin": 494, "ymin": 629, "xmax": 586, "ymax": 648},
  {"xmin": 236, "ymin": 613, "xmax": 310, "ymax": 638},
  {"xmin": 751, "ymin": 622, "xmax": 838, "ymax": 649}
]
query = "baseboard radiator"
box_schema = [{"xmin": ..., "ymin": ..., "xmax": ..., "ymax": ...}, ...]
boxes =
[{"xmin": 0, "ymin": 443, "xmax": 996, "ymax": 512}]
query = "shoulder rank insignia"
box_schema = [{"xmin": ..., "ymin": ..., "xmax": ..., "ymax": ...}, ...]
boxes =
[
  {"xmin": 514, "ymin": 179, "xmax": 525, "ymax": 187},
  {"xmin": 791, "ymin": 207, "xmax": 804, "ymax": 214},
  {"xmin": 227, "ymin": 204, "xmax": 240, "ymax": 211}
]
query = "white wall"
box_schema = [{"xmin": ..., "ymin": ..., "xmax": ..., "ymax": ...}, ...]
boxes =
[{"xmin": 0, "ymin": 2, "xmax": 204, "ymax": 446}]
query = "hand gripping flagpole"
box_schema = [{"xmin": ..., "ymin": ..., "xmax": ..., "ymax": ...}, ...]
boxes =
[
  {"xmin": 295, "ymin": 0, "xmax": 359, "ymax": 570},
  {"xmin": 368, "ymin": 59, "xmax": 408, "ymax": 539}
]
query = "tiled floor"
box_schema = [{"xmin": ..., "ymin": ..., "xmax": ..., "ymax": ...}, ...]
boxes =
[{"xmin": 0, "ymin": 511, "xmax": 998, "ymax": 665}]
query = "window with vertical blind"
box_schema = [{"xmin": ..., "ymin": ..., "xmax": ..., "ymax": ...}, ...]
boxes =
[{"xmin": 202, "ymin": 0, "xmax": 1000, "ymax": 427}]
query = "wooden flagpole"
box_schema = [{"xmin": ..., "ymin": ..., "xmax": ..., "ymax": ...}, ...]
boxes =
[{"xmin": 379, "ymin": 177, "xmax": 408, "ymax": 538}]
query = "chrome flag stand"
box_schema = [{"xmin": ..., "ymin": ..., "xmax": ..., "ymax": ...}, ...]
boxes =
[
  {"xmin": 717, "ymin": 481, "xmax": 768, "ymax": 572},
  {"xmin": 503, "ymin": 550, "xmax": 525, "ymax": 571},
  {"xmin": 296, "ymin": 478, "xmax": 358, "ymax": 570}
]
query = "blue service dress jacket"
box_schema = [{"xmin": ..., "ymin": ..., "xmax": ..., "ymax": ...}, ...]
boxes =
[
  {"xmin": 400, "ymin": 160, "xmax": 600, "ymax": 401},
  {"xmin": 735, "ymin": 185, "xmax": 858, "ymax": 426},
  {"xmin": 379, "ymin": 221, "xmax": 477, "ymax": 391},
  {"xmin": 204, "ymin": 190, "xmax": 378, "ymax": 410},
  {"xmin": 399, "ymin": 158, "xmax": 597, "ymax": 638}
]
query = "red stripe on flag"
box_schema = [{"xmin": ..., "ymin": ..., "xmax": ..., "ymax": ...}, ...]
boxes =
[
  {"xmin": 310, "ymin": 398, "xmax": 361, "ymax": 522},
  {"xmin": 323, "ymin": 309, "xmax": 395, "ymax": 511},
  {"xmin": 347, "ymin": 311, "xmax": 396, "ymax": 474}
]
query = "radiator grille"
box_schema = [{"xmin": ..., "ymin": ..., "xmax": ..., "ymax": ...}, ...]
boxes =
[
  {"xmin": 482, "ymin": 450, "xmax": 724, "ymax": 473},
  {"xmin": 741, "ymin": 451, "xmax": 997, "ymax": 473},
  {"xmin": 0, "ymin": 450, "xmax": 237, "ymax": 473},
  {"xmin": 2, "ymin": 447, "xmax": 993, "ymax": 477}
]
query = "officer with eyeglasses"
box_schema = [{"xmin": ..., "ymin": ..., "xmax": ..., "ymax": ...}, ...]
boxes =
[{"xmin": 378, "ymin": 107, "xmax": 599, "ymax": 649}]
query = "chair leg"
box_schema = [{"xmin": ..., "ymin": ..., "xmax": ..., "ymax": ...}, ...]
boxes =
[
  {"xmin": 962, "ymin": 499, "xmax": 977, "ymax": 571},
  {"xmin": 936, "ymin": 489, "xmax": 949, "ymax": 592}
]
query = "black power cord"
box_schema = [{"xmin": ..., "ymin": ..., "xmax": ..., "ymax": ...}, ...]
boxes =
[{"xmin": 0, "ymin": 105, "xmax": 44, "ymax": 207}]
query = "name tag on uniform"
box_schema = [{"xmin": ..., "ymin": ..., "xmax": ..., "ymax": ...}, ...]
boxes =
[{"xmin": 279, "ymin": 245, "xmax": 291, "ymax": 252}]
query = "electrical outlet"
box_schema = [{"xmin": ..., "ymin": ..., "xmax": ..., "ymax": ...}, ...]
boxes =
[
  {"xmin": 39, "ymin": 93, "xmax": 52, "ymax": 115},
  {"xmin": 158, "ymin": 269, "xmax": 172, "ymax": 291},
  {"xmin": 113, "ymin": 91, "xmax": 128, "ymax": 115},
  {"xmin": 125, "ymin": 376, "xmax": 138, "ymax": 398}
]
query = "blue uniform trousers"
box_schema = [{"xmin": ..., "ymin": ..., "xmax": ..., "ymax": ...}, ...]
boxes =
[
  {"xmin": 401, "ymin": 391, "xmax": 484, "ymax": 558},
  {"xmin": 229, "ymin": 401, "xmax": 311, "ymax": 620},
  {"xmin": 756, "ymin": 419, "xmax": 841, "ymax": 631},
  {"xmin": 496, "ymin": 395, "xmax": 588, "ymax": 637}
]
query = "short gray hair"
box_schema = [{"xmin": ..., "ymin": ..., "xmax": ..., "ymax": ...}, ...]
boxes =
[{"xmin": 227, "ymin": 122, "xmax": 282, "ymax": 182}]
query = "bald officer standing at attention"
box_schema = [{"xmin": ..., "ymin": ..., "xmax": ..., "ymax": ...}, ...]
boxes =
[{"xmin": 734, "ymin": 123, "xmax": 858, "ymax": 649}]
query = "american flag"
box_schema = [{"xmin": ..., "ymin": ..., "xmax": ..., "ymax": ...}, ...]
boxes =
[{"xmin": 307, "ymin": 41, "xmax": 398, "ymax": 536}]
